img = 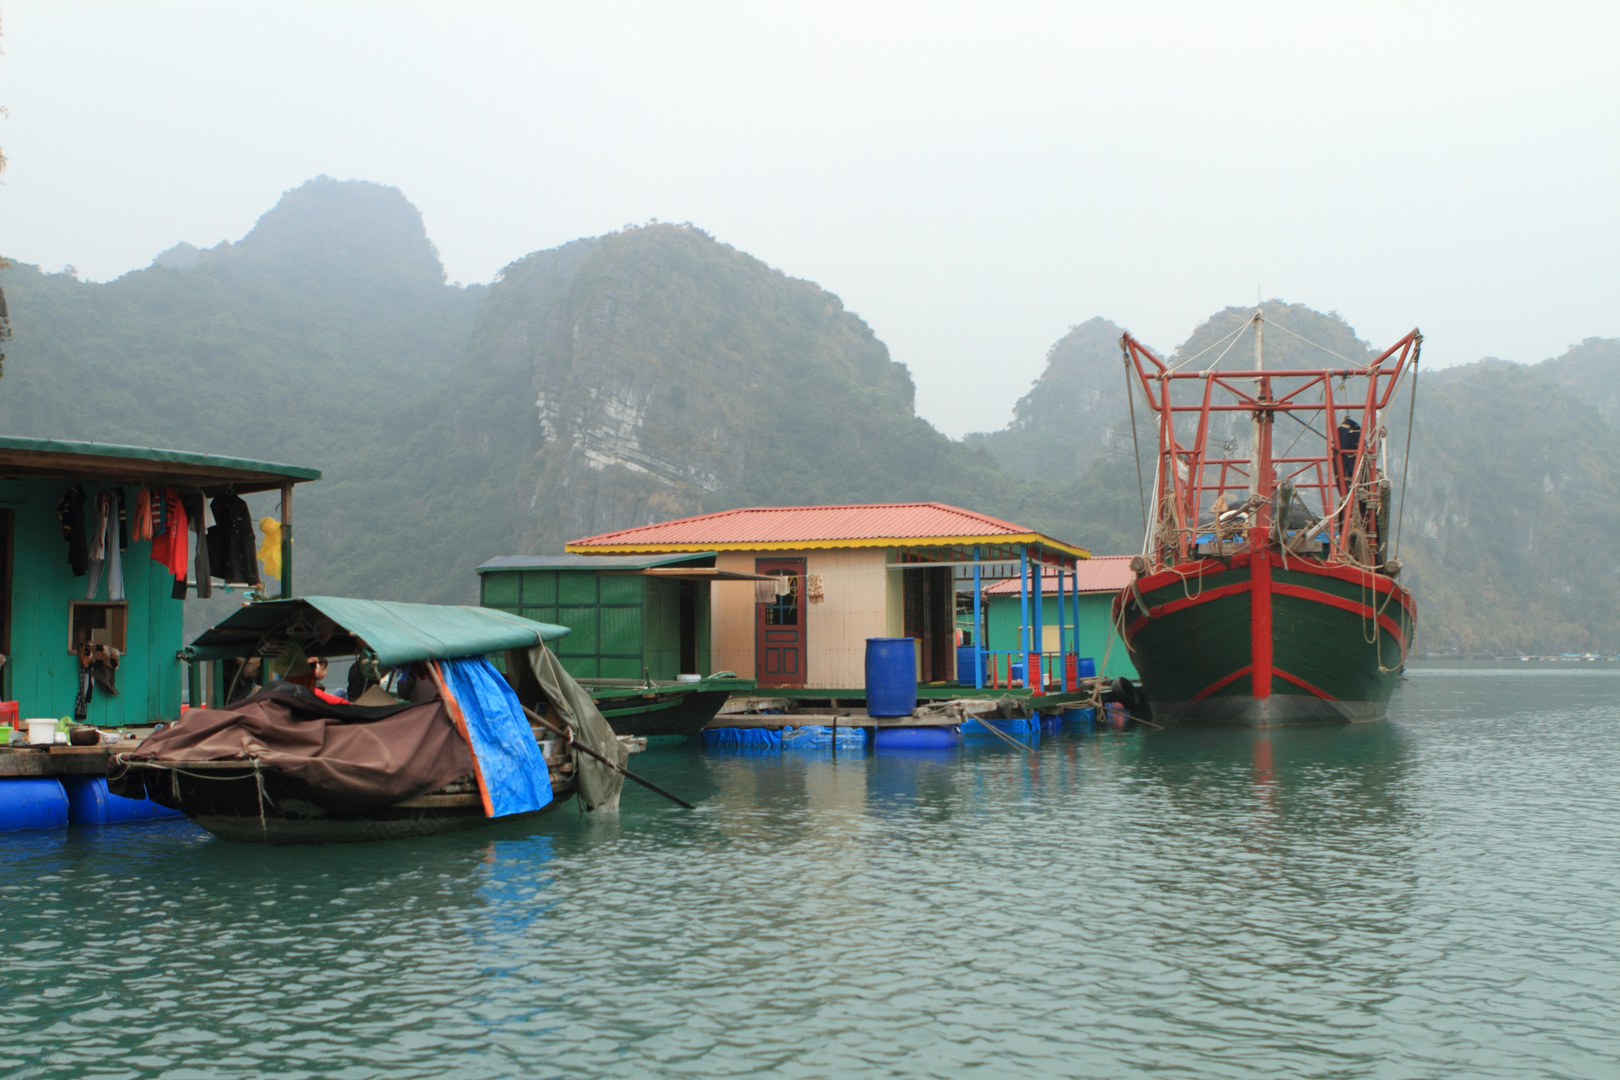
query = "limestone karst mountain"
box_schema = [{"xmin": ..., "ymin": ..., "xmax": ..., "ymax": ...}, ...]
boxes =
[{"xmin": 3, "ymin": 175, "xmax": 1617, "ymax": 652}]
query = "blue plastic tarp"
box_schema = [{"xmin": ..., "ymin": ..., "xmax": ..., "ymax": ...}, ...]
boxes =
[{"xmin": 439, "ymin": 657, "xmax": 553, "ymax": 817}]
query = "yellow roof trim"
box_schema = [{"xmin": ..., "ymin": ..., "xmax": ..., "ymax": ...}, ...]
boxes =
[{"xmin": 565, "ymin": 533, "xmax": 1092, "ymax": 560}]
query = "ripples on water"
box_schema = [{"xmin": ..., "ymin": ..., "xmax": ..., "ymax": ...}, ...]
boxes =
[{"xmin": 4, "ymin": 666, "xmax": 1620, "ymax": 1078}]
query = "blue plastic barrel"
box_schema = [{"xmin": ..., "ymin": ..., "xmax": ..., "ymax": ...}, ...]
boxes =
[
  {"xmin": 873, "ymin": 725, "xmax": 959, "ymax": 750},
  {"xmin": 865, "ymin": 638, "xmax": 918, "ymax": 717},
  {"xmin": 955, "ymin": 645, "xmax": 984, "ymax": 686},
  {"xmin": 1009, "ymin": 660, "xmax": 1026, "ymax": 686},
  {"xmin": 1079, "ymin": 657, "xmax": 1097, "ymax": 679},
  {"xmin": 0, "ymin": 778, "xmax": 69, "ymax": 832},
  {"xmin": 61, "ymin": 777, "xmax": 184, "ymax": 825}
]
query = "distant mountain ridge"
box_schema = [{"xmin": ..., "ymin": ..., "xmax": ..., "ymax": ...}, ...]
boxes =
[{"xmin": 2, "ymin": 175, "xmax": 1616, "ymax": 654}]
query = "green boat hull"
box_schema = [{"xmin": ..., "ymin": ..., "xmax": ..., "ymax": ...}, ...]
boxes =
[{"xmin": 1116, "ymin": 552, "xmax": 1414, "ymax": 727}]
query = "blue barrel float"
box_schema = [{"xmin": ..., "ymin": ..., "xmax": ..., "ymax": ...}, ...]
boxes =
[
  {"xmin": 0, "ymin": 778, "xmax": 70, "ymax": 832},
  {"xmin": 865, "ymin": 638, "xmax": 918, "ymax": 717},
  {"xmin": 873, "ymin": 725, "xmax": 960, "ymax": 750},
  {"xmin": 62, "ymin": 777, "xmax": 183, "ymax": 825}
]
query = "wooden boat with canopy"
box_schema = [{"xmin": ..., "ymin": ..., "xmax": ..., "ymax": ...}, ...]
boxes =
[
  {"xmin": 109, "ymin": 597, "xmax": 630, "ymax": 843},
  {"xmin": 1111, "ymin": 312, "xmax": 1421, "ymax": 725}
]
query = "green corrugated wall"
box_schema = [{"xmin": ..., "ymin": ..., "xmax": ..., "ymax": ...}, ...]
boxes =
[
  {"xmin": 480, "ymin": 568, "xmax": 711, "ymax": 681},
  {"xmin": 1, "ymin": 477, "xmax": 184, "ymax": 725}
]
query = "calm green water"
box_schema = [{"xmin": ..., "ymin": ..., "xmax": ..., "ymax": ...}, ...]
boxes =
[{"xmin": 4, "ymin": 665, "xmax": 1620, "ymax": 1079}]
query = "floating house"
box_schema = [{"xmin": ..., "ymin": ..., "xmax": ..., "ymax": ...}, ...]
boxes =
[
  {"xmin": 0, "ymin": 436, "xmax": 318, "ymax": 727},
  {"xmin": 564, "ymin": 503, "xmax": 1090, "ymax": 693},
  {"xmin": 982, "ymin": 557, "xmax": 1139, "ymax": 681},
  {"xmin": 475, "ymin": 552, "xmax": 768, "ymax": 681}
]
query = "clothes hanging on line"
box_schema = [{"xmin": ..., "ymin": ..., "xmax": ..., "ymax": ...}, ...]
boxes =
[
  {"xmin": 132, "ymin": 489, "xmax": 154, "ymax": 543},
  {"xmin": 207, "ymin": 494, "xmax": 261, "ymax": 586},
  {"xmin": 55, "ymin": 483, "xmax": 89, "ymax": 576},
  {"xmin": 149, "ymin": 487, "xmax": 190, "ymax": 587},
  {"xmin": 175, "ymin": 492, "xmax": 211, "ymax": 600},
  {"xmin": 85, "ymin": 492, "xmax": 125, "ymax": 602}
]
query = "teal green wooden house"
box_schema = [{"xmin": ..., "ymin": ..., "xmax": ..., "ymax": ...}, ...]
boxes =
[
  {"xmin": 0, "ymin": 437, "xmax": 318, "ymax": 726},
  {"xmin": 981, "ymin": 555, "xmax": 1139, "ymax": 680},
  {"xmin": 477, "ymin": 553, "xmax": 745, "ymax": 682}
]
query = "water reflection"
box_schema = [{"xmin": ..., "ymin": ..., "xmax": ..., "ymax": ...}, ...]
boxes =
[{"xmin": 3, "ymin": 676, "xmax": 1619, "ymax": 1078}]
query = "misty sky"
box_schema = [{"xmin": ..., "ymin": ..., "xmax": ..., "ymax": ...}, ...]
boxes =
[{"xmin": 2, "ymin": 1, "xmax": 1615, "ymax": 436}]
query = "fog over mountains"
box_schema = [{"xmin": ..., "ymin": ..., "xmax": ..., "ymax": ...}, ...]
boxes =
[{"xmin": 2, "ymin": 177, "xmax": 1616, "ymax": 656}]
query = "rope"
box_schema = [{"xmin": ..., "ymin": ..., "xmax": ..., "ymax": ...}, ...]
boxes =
[
  {"xmin": 1393, "ymin": 339, "xmax": 1422, "ymax": 558},
  {"xmin": 1123, "ymin": 346, "xmax": 1149, "ymax": 540},
  {"xmin": 1167, "ymin": 320, "xmax": 1249, "ymax": 374},
  {"xmin": 1200, "ymin": 319, "xmax": 1254, "ymax": 375},
  {"xmin": 1262, "ymin": 314, "xmax": 1361, "ymax": 365}
]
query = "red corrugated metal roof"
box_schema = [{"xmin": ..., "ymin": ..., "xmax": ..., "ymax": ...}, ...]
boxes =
[
  {"xmin": 566, "ymin": 502, "xmax": 1087, "ymax": 557},
  {"xmin": 983, "ymin": 556, "xmax": 1135, "ymax": 596}
]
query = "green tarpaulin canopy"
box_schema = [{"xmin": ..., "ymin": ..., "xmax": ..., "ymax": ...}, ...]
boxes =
[{"xmin": 188, "ymin": 596, "xmax": 570, "ymax": 665}]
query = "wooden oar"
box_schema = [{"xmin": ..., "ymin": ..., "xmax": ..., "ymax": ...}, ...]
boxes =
[{"xmin": 522, "ymin": 705, "xmax": 696, "ymax": 810}]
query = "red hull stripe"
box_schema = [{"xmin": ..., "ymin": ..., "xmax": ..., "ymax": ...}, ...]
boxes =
[
  {"xmin": 1124, "ymin": 581, "xmax": 1250, "ymax": 639},
  {"xmin": 1128, "ymin": 553, "xmax": 1416, "ymax": 622},
  {"xmin": 1191, "ymin": 665, "xmax": 1252, "ymax": 702},
  {"xmin": 1273, "ymin": 668, "xmax": 1336, "ymax": 700},
  {"xmin": 1270, "ymin": 581, "xmax": 1408, "ymax": 651}
]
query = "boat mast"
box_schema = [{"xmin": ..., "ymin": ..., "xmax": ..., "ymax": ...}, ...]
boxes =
[
  {"xmin": 1249, "ymin": 310, "xmax": 1264, "ymax": 499},
  {"xmin": 1249, "ymin": 309, "xmax": 1274, "ymax": 550}
]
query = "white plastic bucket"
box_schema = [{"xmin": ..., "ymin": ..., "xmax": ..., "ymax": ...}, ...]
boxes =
[{"xmin": 25, "ymin": 719, "xmax": 58, "ymax": 746}]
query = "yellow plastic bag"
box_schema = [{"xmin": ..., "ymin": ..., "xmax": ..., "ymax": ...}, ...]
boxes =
[{"xmin": 258, "ymin": 517, "xmax": 283, "ymax": 579}]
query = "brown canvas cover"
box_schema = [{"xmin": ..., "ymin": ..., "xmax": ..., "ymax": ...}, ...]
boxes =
[{"xmin": 109, "ymin": 686, "xmax": 473, "ymax": 809}]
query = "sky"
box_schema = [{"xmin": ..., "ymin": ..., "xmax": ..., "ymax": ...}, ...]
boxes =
[{"xmin": 1, "ymin": 1, "xmax": 1615, "ymax": 436}]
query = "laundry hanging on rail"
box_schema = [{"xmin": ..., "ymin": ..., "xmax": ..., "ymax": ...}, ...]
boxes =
[
  {"xmin": 175, "ymin": 492, "xmax": 211, "ymax": 600},
  {"xmin": 207, "ymin": 494, "xmax": 261, "ymax": 586},
  {"xmin": 131, "ymin": 489, "xmax": 154, "ymax": 543},
  {"xmin": 85, "ymin": 492, "xmax": 125, "ymax": 602},
  {"xmin": 56, "ymin": 483, "xmax": 89, "ymax": 576},
  {"xmin": 149, "ymin": 487, "xmax": 190, "ymax": 587}
]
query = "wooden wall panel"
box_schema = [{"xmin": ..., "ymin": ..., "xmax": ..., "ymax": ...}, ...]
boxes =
[
  {"xmin": 802, "ymin": 548, "xmax": 888, "ymax": 689},
  {"xmin": 711, "ymin": 552, "xmax": 760, "ymax": 679}
]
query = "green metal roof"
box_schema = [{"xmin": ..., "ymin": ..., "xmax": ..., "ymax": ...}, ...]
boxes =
[
  {"xmin": 0, "ymin": 436, "xmax": 319, "ymax": 495},
  {"xmin": 189, "ymin": 596, "xmax": 569, "ymax": 665},
  {"xmin": 476, "ymin": 552, "xmax": 717, "ymax": 573}
]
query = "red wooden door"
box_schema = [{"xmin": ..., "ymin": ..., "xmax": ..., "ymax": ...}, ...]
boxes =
[{"xmin": 755, "ymin": 558, "xmax": 805, "ymax": 687}]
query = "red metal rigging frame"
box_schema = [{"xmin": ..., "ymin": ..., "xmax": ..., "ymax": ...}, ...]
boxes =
[{"xmin": 1119, "ymin": 324, "xmax": 1422, "ymax": 571}]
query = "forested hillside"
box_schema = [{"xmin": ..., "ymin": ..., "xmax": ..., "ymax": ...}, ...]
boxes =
[{"xmin": 4, "ymin": 175, "xmax": 1616, "ymax": 653}]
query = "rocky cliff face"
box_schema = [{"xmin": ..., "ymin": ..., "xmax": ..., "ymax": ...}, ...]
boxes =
[{"xmin": 462, "ymin": 223, "xmax": 945, "ymax": 549}]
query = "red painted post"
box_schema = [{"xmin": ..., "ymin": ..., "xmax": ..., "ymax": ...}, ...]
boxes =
[{"xmin": 1030, "ymin": 652, "xmax": 1044, "ymax": 696}]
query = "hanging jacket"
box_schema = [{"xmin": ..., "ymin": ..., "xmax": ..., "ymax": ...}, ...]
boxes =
[
  {"xmin": 149, "ymin": 487, "xmax": 190, "ymax": 585},
  {"xmin": 55, "ymin": 483, "xmax": 89, "ymax": 576},
  {"xmin": 207, "ymin": 494, "xmax": 262, "ymax": 586}
]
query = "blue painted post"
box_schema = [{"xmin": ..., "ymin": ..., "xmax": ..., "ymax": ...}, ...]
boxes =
[
  {"xmin": 972, "ymin": 545, "xmax": 983, "ymax": 689},
  {"xmin": 1032, "ymin": 548, "xmax": 1045, "ymax": 692},
  {"xmin": 1071, "ymin": 566, "xmax": 1083, "ymax": 680},
  {"xmin": 1018, "ymin": 545, "xmax": 1030, "ymax": 687},
  {"xmin": 1057, "ymin": 561, "xmax": 1068, "ymax": 690}
]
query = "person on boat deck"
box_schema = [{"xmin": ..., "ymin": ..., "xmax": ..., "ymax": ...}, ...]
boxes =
[{"xmin": 1337, "ymin": 417, "xmax": 1362, "ymax": 495}]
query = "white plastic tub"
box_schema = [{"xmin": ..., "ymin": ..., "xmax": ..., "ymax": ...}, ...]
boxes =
[{"xmin": 25, "ymin": 719, "xmax": 58, "ymax": 746}]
